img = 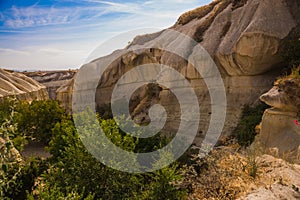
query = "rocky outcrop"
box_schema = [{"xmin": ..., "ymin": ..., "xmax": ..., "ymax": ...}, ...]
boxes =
[
  {"xmin": 23, "ymin": 70, "xmax": 77, "ymax": 100},
  {"xmin": 257, "ymin": 73, "xmax": 300, "ymax": 164},
  {"xmin": 0, "ymin": 68, "xmax": 48, "ymax": 101},
  {"xmin": 75, "ymin": 0, "xmax": 300, "ymax": 145},
  {"xmin": 23, "ymin": 70, "xmax": 77, "ymax": 112},
  {"xmin": 56, "ymin": 77, "xmax": 75, "ymax": 113},
  {"xmin": 241, "ymin": 155, "xmax": 300, "ymax": 200}
]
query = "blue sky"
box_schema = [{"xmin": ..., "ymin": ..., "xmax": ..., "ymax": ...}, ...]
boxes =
[{"xmin": 0, "ymin": 0, "xmax": 211, "ymax": 70}]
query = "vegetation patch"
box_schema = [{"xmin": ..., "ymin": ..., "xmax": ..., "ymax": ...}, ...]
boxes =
[
  {"xmin": 194, "ymin": 0, "xmax": 232, "ymax": 43},
  {"xmin": 176, "ymin": 0, "xmax": 220, "ymax": 25},
  {"xmin": 281, "ymin": 36, "xmax": 300, "ymax": 69},
  {"xmin": 234, "ymin": 103, "xmax": 269, "ymax": 147}
]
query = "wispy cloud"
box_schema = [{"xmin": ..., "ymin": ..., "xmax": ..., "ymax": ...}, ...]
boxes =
[
  {"xmin": 0, "ymin": 48, "xmax": 30, "ymax": 55},
  {"xmin": 1, "ymin": 1, "xmax": 144, "ymax": 29},
  {"xmin": 0, "ymin": 0, "xmax": 212, "ymax": 70}
]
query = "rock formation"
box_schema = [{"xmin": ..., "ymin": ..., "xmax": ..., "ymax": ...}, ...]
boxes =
[
  {"xmin": 56, "ymin": 77, "xmax": 75, "ymax": 113},
  {"xmin": 23, "ymin": 70, "xmax": 77, "ymax": 112},
  {"xmin": 23, "ymin": 70, "xmax": 76, "ymax": 100},
  {"xmin": 258, "ymin": 71, "xmax": 300, "ymax": 164},
  {"xmin": 0, "ymin": 68, "xmax": 48, "ymax": 101},
  {"xmin": 74, "ymin": 0, "xmax": 300, "ymax": 146},
  {"xmin": 241, "ymin": 155, "xmax": 300, "ymax": 200}
]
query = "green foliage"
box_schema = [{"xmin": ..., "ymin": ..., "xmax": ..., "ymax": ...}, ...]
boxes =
[
  {"xmin": 27, "ymin": 184, "xmax": 95, "ymax": 200},
  {"xmin": 281, "ymin": 38, "xmax": 300, "ymax": 68},
  {"xmin": 3, "ymin": 157, "xmax": 48, "ymax": 199},
  {"xmin": 0, "ymin": 98, "xmax": 65, "ymax": 146},
  {"xmin": 1, "ymin": 100, "xmax": 186, "ymax": 199},
  {"xmin": 0, "ymin": 105, "xmax": 22, "ymax": 199},
  {"xmin": 15, "ymin": 100, "xmax": 65, "ymax": 143},
  {"xmin": 139, "ymin": 163, "xmax": 186, "ymax": 200},
  {"xmin": 45, "ymin": 113, "xmax": 186, "ymax": 199},
  {"xmin": 234, "ymin": 103, "xmax": 269, "ymax": 147}
]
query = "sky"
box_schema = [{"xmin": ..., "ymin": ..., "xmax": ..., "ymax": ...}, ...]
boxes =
[{"xmin": 0, "ymin": 0, "xmax": 211, "ymax": 71}]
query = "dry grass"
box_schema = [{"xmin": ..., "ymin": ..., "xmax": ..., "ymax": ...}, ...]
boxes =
[
  {"xmin": 180, "ymin": 142, "xmax": 300, "ymax": 199},
  {"xmin": 181, "ymin": 144, "xmax": 261, "ymax": 200},
  {"xmin": 275, "ymin": 66, "xmax": 300, "ymax": 86},
  {"xmin": 176, "ymin": 0, "xmax": 221, "ymax": 26},
  {"xmin": 193, "ymin": 0, "xmax": 232, "ymax": 42}
]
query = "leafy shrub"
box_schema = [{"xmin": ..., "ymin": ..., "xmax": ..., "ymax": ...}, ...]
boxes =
[
  {"xmin": 1, "ymin": 100, "xmax": 186, "ymax": 199},
  {"xmin": 27, "ymin": 184, "xmax": 95, "ymax": 200},
  {"xmin": 15, "ymin": 100, "xmax": 65, "ymax": 144},
  {"xmin": 3, "ymin": 157, "xmax": 48, "ymax": 200},
  {"xmin": 281, "ymin": 38, "xmax": 300, "ymax": 68},
  {"xmin": 0, "ymin": 98, "xmax": 65, "ymax": 145},
  {"xmin": 234, "ymin": 103, "xmax": 269, "ymax": 147},
  {"xmin": 44, "ymin": 113, "xmax": 186, "ymax": 199}
]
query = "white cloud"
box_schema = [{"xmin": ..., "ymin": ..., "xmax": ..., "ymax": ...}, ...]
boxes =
[
  {"xmin": 0, "ymin": 0, "xmax": 212, "ymax": 70},
  {"xmin": 0, "ymin": 48, "xmax": 30, "ymax": 55}
]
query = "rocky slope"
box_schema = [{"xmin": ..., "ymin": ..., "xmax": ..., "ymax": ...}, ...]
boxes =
[
  {"xmin": 182, "ymin": 145, "xmax": 300, "ymax": 199},
  {"xmin": 241, "ymin": 155, "xmax": 300, "ymax": 200},
  {"xmin": 257, "ymin": 69, "xmax": 300, "ymax": 164},
  {"xmin": 23, "ymin": 70, "xmax": 77, "ymax": 112},
  {"xmin": 23, "ymin": 70, "xmax": 76, "ymax": 100},
  {"xmin": 75, "ymin": 0, "xmax": 300, "ymax": 145},
  {"xmin": 0, "ymin": 68, "xmax": 48, "ymax": 101}
]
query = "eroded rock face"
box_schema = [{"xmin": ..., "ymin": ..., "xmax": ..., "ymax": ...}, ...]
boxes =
[
  {"xmin": 23, "ymin": 70, "xmax": 77, "ymax": 100},
  {"xmin": 260, "ymin": 78, "xmax": 300, "ymax": 111},
  {"xmin": 0, "ymin": 68, "xmax": 48, "ymax": 101},
  {"xmin": 258, "ymin": 76, "xmax": 300, "ymax": 163},
  {"xmin": 78, "ymin": 0, "xmax": 300, "ymax": 145},
  {"xmin": 56, "ymin": 77, "xmax": 75, "ymax": 113},
  {"xmin": 241, "ymin": 155, "xmax": 300, "ymax": 200}
]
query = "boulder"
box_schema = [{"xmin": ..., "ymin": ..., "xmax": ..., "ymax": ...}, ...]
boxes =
[{"xmin": 258, "ymin": 74, "xmax": 300, "ymax": 163}]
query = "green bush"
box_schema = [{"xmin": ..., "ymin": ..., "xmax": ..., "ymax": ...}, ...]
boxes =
[
  {"xmin": 281, "ymin": 38, "xmax": 300, "ymax": 68},
  {"xmin": 44, "ymin": 113, "xmax": 186, "ymax": 199},
  {"xmin": 234, "ymin": 103, "xmax": 269, "ymax": 147},
  {"xmin": 15, "ymin": 100, "xmax": 65, "ymax": 144},
  {"xmin": 0, "ymin": 98, "xmax": 65, "ymax": 145},
  {"xmin": 1, "ymin": 100, "xmax": 186, "ymax": 199},
  {"xmin": 3, "ymin": 157, "xmax": 48, "ymax": 200}
]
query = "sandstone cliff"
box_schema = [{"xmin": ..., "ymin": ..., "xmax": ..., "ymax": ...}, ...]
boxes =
[
  {"xmin": 56, "ymin": 77, "xmax": 75, "ymax": 113},
  {"xmin": 23, "ymin": 70, "xmax": 77, "ymax": 112},
  {"xmin": 74, "ymin": 0, "xmax": 300, "ymax": 146},
  {"xmin": 0, "ymin": 68, "xmax": 48, "ymax": 101},
  {"xmin": 23, "ymin": 70, "xmax": 76, "ymax": 100}
]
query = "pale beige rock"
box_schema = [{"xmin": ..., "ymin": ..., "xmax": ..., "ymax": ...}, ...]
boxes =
[
  {"xmin": 241, "ymin": 155, "xmax": 300, "ymax": 200},
  {"xmin": 23, "ymin": 70, "xmax": 77, "ymax": 100},
  {"xmin": 213, "ymin": 0, "xmax": 296, "ymax": 75},
  {"xmin": 257, "ymin": 109, "xmax": 300, "ymax": 164},
  {"xmin": 258, "ymin": 75, "xmax": 300, "ymax": 163},
  {"xmin": 77, "ymin": 0, "xmax": 300, "ymax": 145},
  {"xmin": 56, "ymin": 78, "xmax": 75, "ymax": 113},
  {"xmin": 0, "ymin": 68, "xmax": 48, "ymax": 101},
  {"xmin": 260, "ymin": 78, "xmax": 300, "ymax": 111}
]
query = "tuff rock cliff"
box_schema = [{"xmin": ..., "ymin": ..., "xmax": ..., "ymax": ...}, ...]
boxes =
[
  {"xmin": 0, "ymin": 68, "xmax": 48, "ymax": 101},
  {"xmin": 23, "ymin": 70, "xmax": 77, "ymax": 112},
  {"xmin": 77, "ymin": 0, "xmax": 300, "ymax": 146}
]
